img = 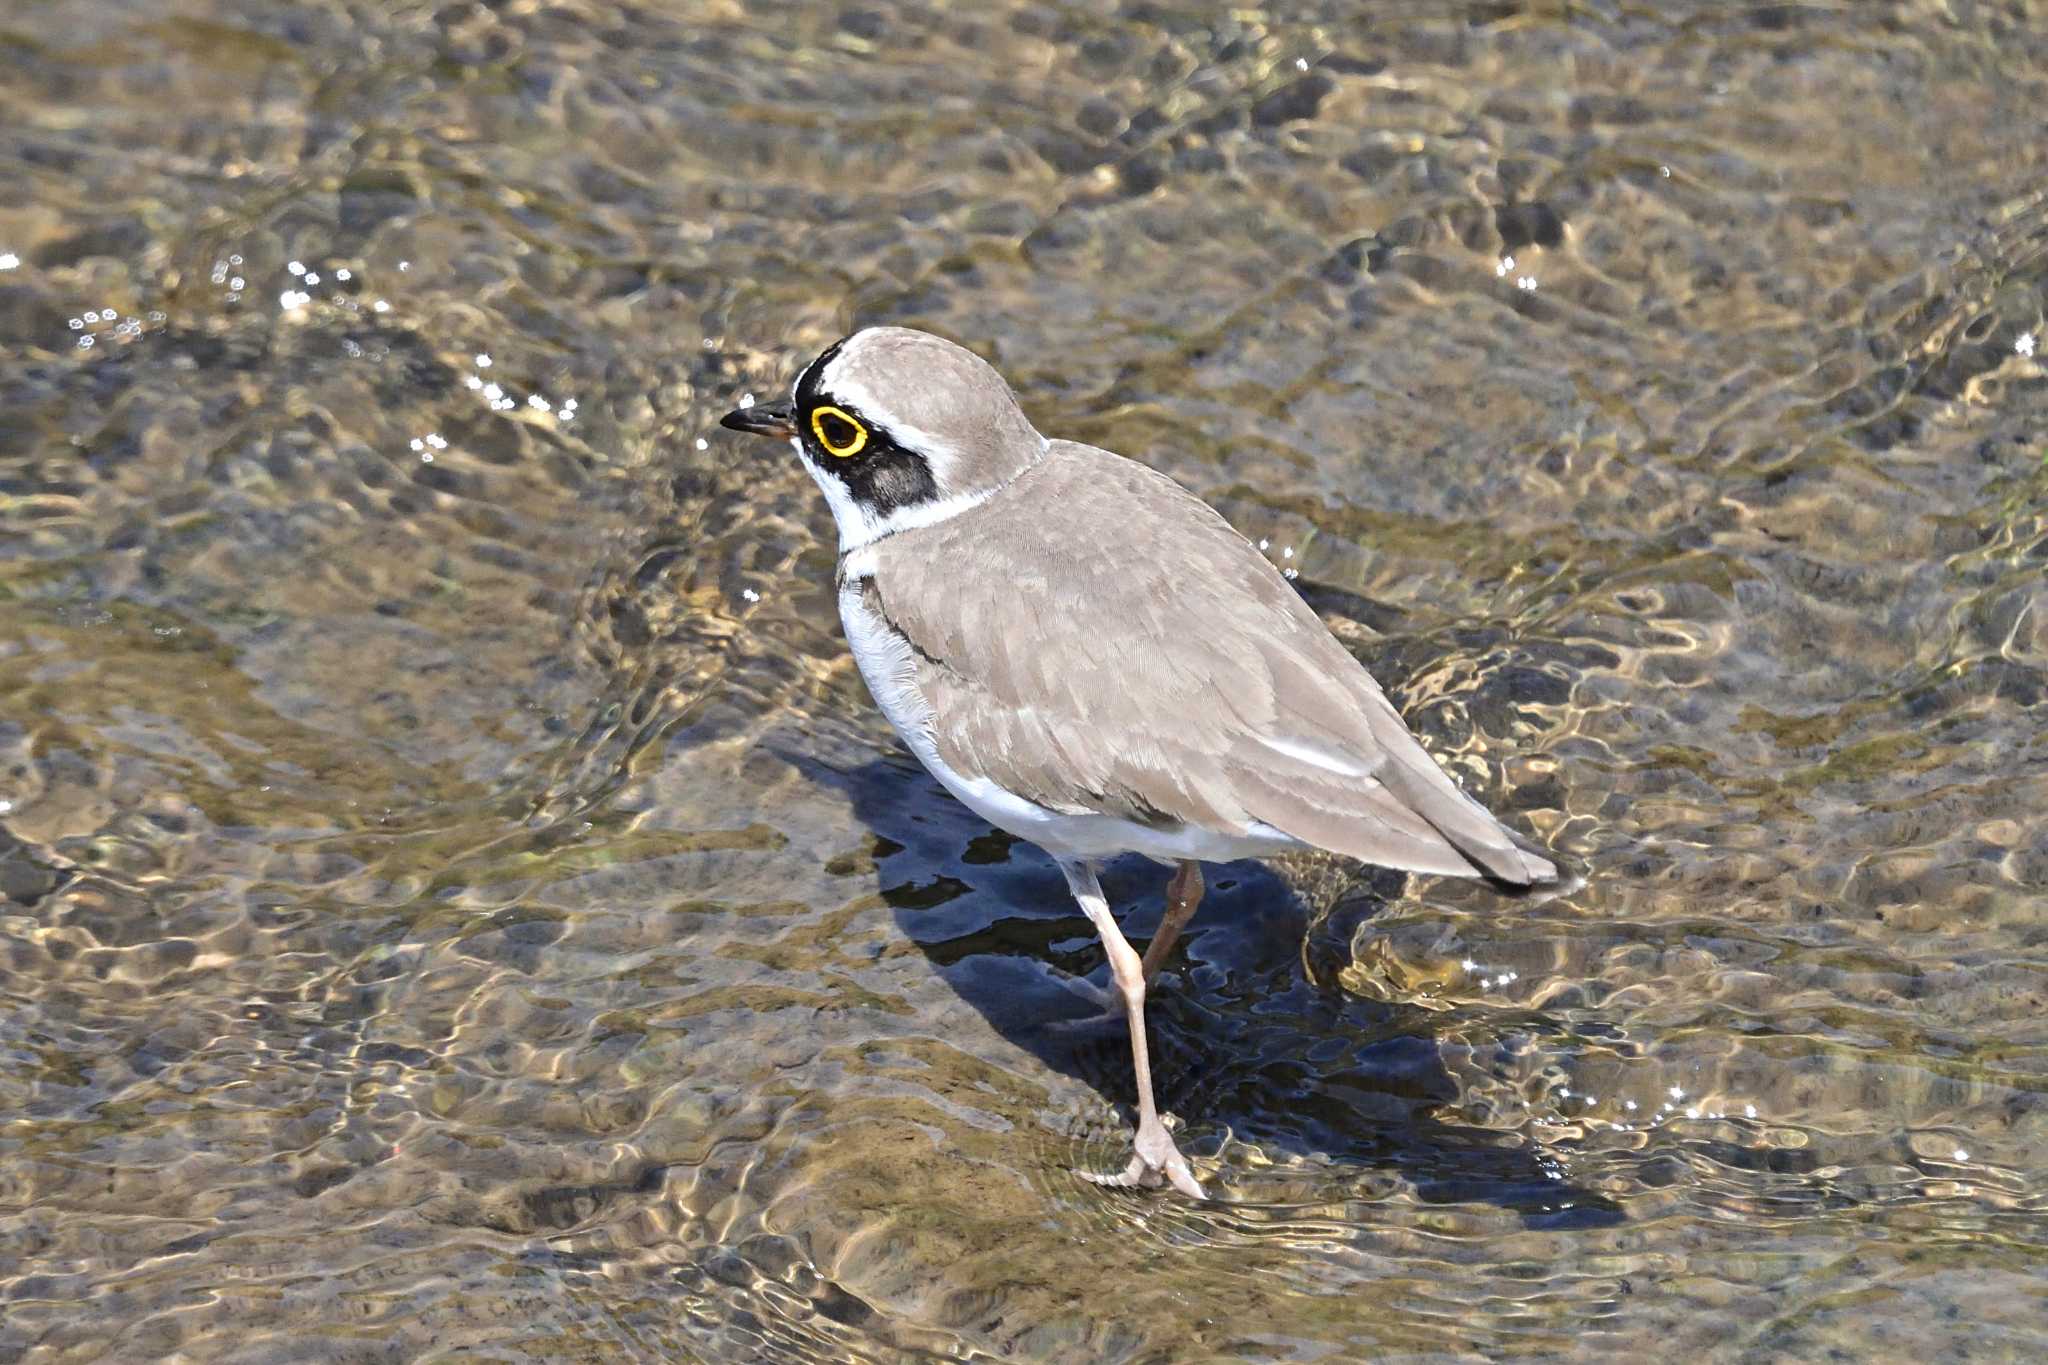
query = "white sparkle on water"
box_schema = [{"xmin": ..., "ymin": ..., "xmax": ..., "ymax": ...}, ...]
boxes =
[
  {"xmin": 288, "ymin": 260, "xmax": 305, "ymax": 275},
  {"xmin": 279, "ymin": 289, "xmax": 310, "ymax": 310},
  {"xmin": 372, "ymin": 299, "xmax": 390, "ymax": 313},
  {"xmin": 1669, "ymin": 1085, "xmax": 1685, "ymax": 1099},
  {"xmin": 739, "ymin": 392, "xmax": 756, "ymax": 408},
  {"xmin": 0, "ymin": 252, "xmax": 18, "ymax": 270},
  {"xmin": 1496, "ymin": 255, "xmax": 1515, "ymax": 277},
  {"xmin": 1954, "ymin": 1148, "xmax": 1969, "ymax": 1162},
  {"xmin": 2018, "ymin": 332, "xmax": 2037, "ymax": 358},
  {"xmin": 1625, "ymin": 1100, "xmax": 1638, "ymax": 1112},
  {"xmin": 1745, "ymin": 1104, "xmax": 1758, "ymax": 1118},
  {"xmin": 742, "ymin": 588, "xmax": 761, "ymax": 603},
  {"xmin": 695, "ymin": 437, "xmax": 709, "ymax": 451},
  {"xmin": 475, "ymin": 353, "xmax": 492, "ymax": 368}
]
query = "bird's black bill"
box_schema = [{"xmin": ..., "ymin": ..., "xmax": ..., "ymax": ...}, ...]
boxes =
[{"xmin": 720, "ymin": 400, "xmax": 796, "ymax": 439}]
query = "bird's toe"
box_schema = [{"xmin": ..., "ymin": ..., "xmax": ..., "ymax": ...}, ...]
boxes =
[
  {"xmin": 1134, "ymin": 1123, "xmax": 1209, "ymax": 1200},
  {"xmin": 1078, "ymin": 1125, "xmax": 1210, "ymax": 1199},
  {"xmin": 1078, "ymin": 1153, "xmax": 1159, "ymax": 1189}
]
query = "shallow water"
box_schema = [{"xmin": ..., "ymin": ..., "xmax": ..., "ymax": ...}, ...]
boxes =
[{"xmin": 3, "ymin": 1, "xmax": 2046, "ymax": 1359}]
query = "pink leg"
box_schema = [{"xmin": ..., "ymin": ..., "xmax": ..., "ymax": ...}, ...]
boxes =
[
  {"xmin": 1063, "ymin": 861, "xmax": 1207, "ymax": 1199},
  {"xmin": 1139, "ymin": 860, "xmax": 1204, "ymax": 984}
]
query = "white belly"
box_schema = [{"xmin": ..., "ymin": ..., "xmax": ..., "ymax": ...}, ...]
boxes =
[{"xmin": 837, "ymin": 582, "xmax": 1302, "ymax": 866}]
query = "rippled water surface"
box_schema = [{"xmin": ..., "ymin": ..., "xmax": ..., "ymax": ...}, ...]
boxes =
[{"xmin": 3, "ymin": 1, "xmax": 2047, "ymax": 1359}]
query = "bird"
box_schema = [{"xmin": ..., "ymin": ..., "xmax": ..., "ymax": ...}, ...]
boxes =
[{"xmin": 721, "ymin": 326, "xmax": 1558, "ymax": 1199}]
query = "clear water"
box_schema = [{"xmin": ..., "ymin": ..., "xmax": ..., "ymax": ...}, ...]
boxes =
[{"xmin": 2, "ymin": 1, "xmax": 2046, "ymax": 1359}]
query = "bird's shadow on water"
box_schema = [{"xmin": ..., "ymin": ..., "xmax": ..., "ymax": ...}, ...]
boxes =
[{"xmin": 781, "ymin": 743, "xmax": 1620, "ymax": 1229}]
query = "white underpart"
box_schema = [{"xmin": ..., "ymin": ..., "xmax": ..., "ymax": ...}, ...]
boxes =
[{"xmin": 839, "ymin": 582, "xmax": 1303, "ymax": 865}]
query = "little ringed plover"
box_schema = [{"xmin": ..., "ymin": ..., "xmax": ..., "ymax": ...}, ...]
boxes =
[{"xmin": 723, "ymin": 326, "xmax": 1558, "ymax": 1199}]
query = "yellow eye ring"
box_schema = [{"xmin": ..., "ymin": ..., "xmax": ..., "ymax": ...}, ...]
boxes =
[{"xmin": 810, "ymin": 405, "xmax": 868, "ymax": 458}]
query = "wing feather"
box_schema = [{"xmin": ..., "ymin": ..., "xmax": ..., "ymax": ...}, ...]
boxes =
[{"xmin": 862, "ymin": 441, "xmax": 1554, "ymax": 884}]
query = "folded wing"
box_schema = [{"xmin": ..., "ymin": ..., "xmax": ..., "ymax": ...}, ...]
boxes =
[{"xmin": 862, "ymin": 441, "xmax": 1556, "ymax": 885}]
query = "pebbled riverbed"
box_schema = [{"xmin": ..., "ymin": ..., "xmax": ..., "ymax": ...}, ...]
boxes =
[{"xmin": 2, "ymin": 2, "xmax": 2046, "ymax": 1360}]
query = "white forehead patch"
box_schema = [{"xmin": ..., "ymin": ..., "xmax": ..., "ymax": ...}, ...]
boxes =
[{"xmin": 790, "ymin": 345, "xmax": 832, "ymax": 401}]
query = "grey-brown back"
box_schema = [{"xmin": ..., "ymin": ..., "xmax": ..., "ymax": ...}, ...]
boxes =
[{"xmin": 856, "ymin": 440, "xmax": 1555, "ymax": 885}]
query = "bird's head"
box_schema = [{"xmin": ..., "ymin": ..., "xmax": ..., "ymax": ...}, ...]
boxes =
[{"xmin": 721, "ymin": 326, "xmax": 1047, "ymax": 550}]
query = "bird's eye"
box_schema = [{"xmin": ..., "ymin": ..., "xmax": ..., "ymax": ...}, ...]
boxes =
[{"xmin": 810, "ymin": 405, "xmax": 868, "ymax": 458}]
